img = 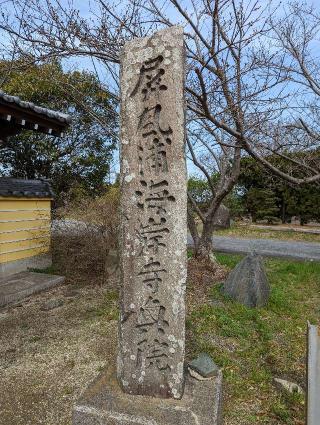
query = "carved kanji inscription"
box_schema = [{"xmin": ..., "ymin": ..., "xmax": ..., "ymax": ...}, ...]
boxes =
[{"xmin": 118, "ymin": 26, "xmax": 187, "ymax": 400}]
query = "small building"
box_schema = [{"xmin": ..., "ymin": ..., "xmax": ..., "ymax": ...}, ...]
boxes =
[
  {"xmin": 0, "ymin": 91, "xmax": 70, "ymax": 277},
  {"xmin": 0, "ymin": 90, "xmax": 70, "ymax": 141},
  {"xmin": 0, "ymin": 179, "xmax": 54, "ymax": 277}
]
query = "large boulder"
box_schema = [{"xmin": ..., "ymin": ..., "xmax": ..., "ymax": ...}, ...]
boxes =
[
  {"xmin": 213, "ymin": 204, "xmax": 230, "ymax": 230},
  {"xmin": 222, "ymin": 253, "xmax": 270, "ymax": 307}
]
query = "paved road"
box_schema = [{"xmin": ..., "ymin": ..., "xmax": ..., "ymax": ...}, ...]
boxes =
[
  {"xmin": 54, "ymin": 220, "xmax": 320, "ymax": 261},
  {"xmin": 188, "ymin": 235, "xmax": 320, "ymax": 261}
]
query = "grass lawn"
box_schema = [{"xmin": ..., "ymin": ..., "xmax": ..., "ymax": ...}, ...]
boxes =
[
  {"xmin": 214, "ymin": 224, "xmax": 320, "ymax": 243},
  {"xmin": 187, "ymin": 253, "xmax": 320, "ymax": 425}
]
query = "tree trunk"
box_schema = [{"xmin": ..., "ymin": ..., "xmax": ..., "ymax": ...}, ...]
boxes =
[
  {"xmin": 194, "ymin": 220, "xmax": 218, "ymax": 264},
  {"xmin": 187, "ymin": 207, "xmax": 200, "ymax": 248},
  {"xmin": 281, "ymin": 198, "xmax": 286, "ymax": 224}
]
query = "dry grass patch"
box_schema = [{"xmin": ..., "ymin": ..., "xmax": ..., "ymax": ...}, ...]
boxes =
[
  {"xmin": 0, "ymin": 281, "xmax": 118, "ymax": 425},
  {"xmin": 215, "ymin": 223, "xmax": 320, "ymax": 243}
]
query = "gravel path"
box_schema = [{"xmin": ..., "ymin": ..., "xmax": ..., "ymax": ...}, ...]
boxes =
[{"xmin": 188, "ymin": 235, "xmax": 320, "ymax": 261}]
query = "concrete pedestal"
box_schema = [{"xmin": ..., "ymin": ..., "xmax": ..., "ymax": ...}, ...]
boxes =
[
  {"xmin": 73, "ymin": 364, "xmax": 223, "ymax": 425},
  {"xmin": 0, "ymin": 271, "xmax": 65, "ymax": 308}
]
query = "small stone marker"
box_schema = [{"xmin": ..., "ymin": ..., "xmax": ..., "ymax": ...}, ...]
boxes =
[
  {"xmin": 273, "ymin": 377, "xmax": 304, "ymax": 395},
  {"xmin": 213, "ymin": 204, "xmax": 230, "ymax": 230},
  {"xmin": 118, "ymin": 26, "xmax": 187, "ymax": 399},
  {"xmin": 188, "ymin": 353, "xmax": 219, "ymax": 379},
  {"xmin": 40, "ymin": 298, "xmax": 64, "ymax": 311},
  {"xmin": 222, "ymin": 253, "xmax": 270, "ymax": 307}
]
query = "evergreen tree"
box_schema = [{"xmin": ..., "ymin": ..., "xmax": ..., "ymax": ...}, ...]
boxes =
[
  {"xmin": 246, "ymin": 188, "xmax": 279, "ymax": 223},
  {"xmin": 0, "ymin": 60, "xmax": 118, "ymax": 202},
  {"xmin": 239, "ymin": 155, "xmax": 320, "ymax": 224}
]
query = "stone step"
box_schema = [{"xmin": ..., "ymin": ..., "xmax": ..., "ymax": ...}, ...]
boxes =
[{"xmin": 0, "ymin": 271, "xmax": 65, "ymax": 308}]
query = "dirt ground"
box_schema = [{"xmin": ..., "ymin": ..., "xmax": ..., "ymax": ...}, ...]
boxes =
[
  {"xmin": 0, "ymin": 279, "xmax": 118, "ymax": 425},
  {"xmin": 0, "ymin": 253, "xmax": 313, "ymax": 425},
  {"xmin": 0, "ymin": 258, "xmax": 226, "ymax": 425}
]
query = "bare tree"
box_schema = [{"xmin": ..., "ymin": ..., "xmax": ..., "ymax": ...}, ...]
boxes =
[
  {"xmin": 1, "ymin": 0, "xmax": 319, "ymax": 261},
  {"xmin": 269, "ymin": 1, "xmax": 320, "ymax": 142}
]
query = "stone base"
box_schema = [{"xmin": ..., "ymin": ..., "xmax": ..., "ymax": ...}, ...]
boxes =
[
  {"xmin": 0, "ymin": 271, "xmax": 65, "ymax": 308},
  {"xmin": 73, "ymin": 364, "xmax": 223, "ymax": 425},
  {"xmin": 0, "ymin": 253, "xmax": 52, "ymax": 278}
]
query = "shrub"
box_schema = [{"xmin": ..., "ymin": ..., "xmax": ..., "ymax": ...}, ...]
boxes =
[{"xmin": 52, "ymin": 187, "xmax": 120, "ymax": 285}]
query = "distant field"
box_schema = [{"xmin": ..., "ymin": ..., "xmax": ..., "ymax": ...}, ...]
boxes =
[{"xmin": 214, "ymin": 223, "xmax": 320, "ymax": 243}]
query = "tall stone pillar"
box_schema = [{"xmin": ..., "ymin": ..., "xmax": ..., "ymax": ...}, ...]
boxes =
[
  {"xmin": 73, "ymin": 27, "xmax": 222, "ymax": 425},
  {"xmin": 118, "ymin": 26, "xmax": 187, "ymax": 400}
]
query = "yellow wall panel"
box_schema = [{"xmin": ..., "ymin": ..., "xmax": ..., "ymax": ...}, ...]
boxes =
[
  {"xmin": 0, "ymin": 209, "xmax": 50, "ymax": 221},
  {"xmin": 0, "ymin": 219, "xmax": 50, "ymax": 233},
  {"xmin": 0, "ymin": 199, "xmax": 51, "ymax": 211},
  {"xmin": 0, "ymin": 228, "xmax": 50, "ymax": 243},
  {"xmin": 1, "ymin": 236, "xmax": 49, "ymax": 252},
  {"xmin": 0, "ymin": 245, "xmax": 49, "ymax": 264},
  {"xmin": 0, "ymin": 197, "xmax": 52, "ymax": 265}
]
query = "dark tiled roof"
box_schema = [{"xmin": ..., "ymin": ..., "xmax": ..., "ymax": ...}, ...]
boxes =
[
  {"xmin": 0, "ymin": 90, "xmax": 71, "ymax": 124},
  {"xmin": 0, "ymin": 178, "xmax": 54, "ymax": 198}
]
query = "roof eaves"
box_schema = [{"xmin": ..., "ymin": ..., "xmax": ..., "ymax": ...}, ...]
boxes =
[{"xmin": 0, "ymin": 90, "xmax": 71, "ymax": 125}]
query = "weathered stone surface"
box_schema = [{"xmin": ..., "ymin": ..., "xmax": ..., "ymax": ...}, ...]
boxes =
[
  {"xmin": 64, "ymin": 289, "xmax": 80, "ymax": 298},
  {"xmin": 222, "ymin": 253, "xmax": 270, "ymax": 307},
  {"xmin": 104, "ymin": 250, "xmax": 120, "ymax": 279},
  {"xmin": 73, "ymin": 364, "xmax": 223, "ymax": 425},
  {"xmin": 188, "ymin": 353, "xmax": 219, "ymax": 378},
  {"xmin": 274, "ymin": 378, "xmax": 304, "ymax": 395},
  {"xmin": 40, "ymin": 298, "xmax": 64, "ymax": 311},
  {"xmin": 213, "ymin": 205, "xmax": 230, "ymax": 230},
  {"xmin": 0, "ymin": 271, "xmax": 65, "ymax": 308},
  {"xmin": 118, "ymin": 26, "xmax": 187, "ymax": 399}
]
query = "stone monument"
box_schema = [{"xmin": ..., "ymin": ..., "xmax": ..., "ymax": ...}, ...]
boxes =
[
  {"xmin": 118, "ymin": 24, "xmax": 187, "ymax": 400},
  {"xmin": 213, "ymin": 204, "xmax": 231, "ymax": 230},
  {"xmin": 73, "ymin": 26, "xmax": 222, "ymax": 425},
  {"xmin": 222, "ymin": 253, "xmax": 270, "ymax": 307}
]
